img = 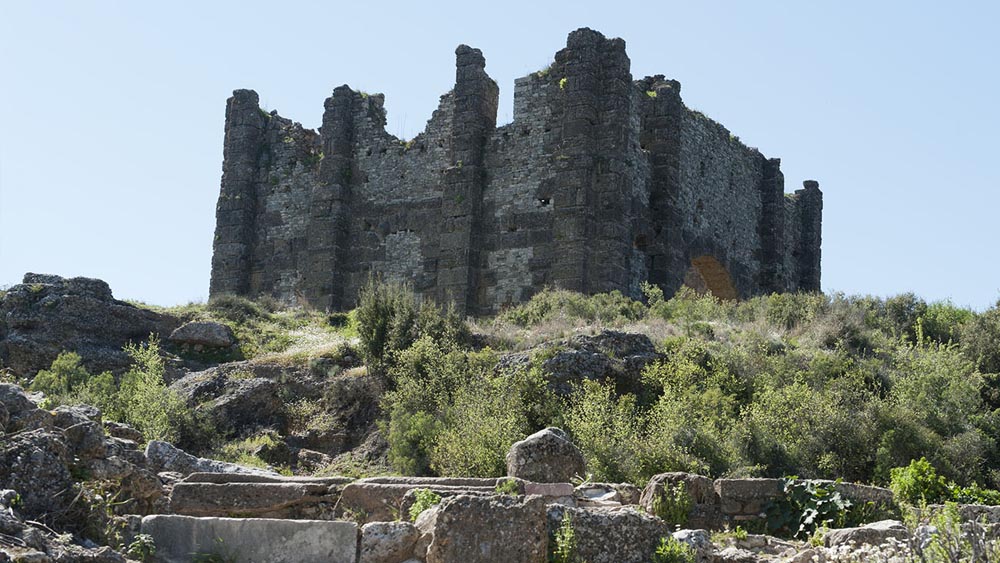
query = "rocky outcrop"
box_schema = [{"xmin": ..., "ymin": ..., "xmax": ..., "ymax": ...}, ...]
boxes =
[
  {"xmin": 145, "ymin": 440, "xmax": 279, "ymax": 477},
  {"xmin": 506, "ymin": 427, "xmax": 586, "ymax": 483},
  {"xmin": 0, "ymin": 273, "xmax": 180, "ymax": 377},
  {"xmin": 498, "ymin": 330, "xmax": 661, "ymax": 396}
]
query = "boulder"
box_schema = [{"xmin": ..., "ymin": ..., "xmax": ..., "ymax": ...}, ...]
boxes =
[
  {"xmin": 168, "ymin": 321, "xmax": 236, "ymax": 348},
  {"xmin": 547, "ymin": 505, "xmax": 673, "ymax": 563},
  {"xmin": 673, "ymin": 529, "xmax": 714, "ymax": 563},
  {"xmin": 360, "ymin": 521, "xmax": 419, "ymax": 563},
  {"xmin": 52, "ymin": 404, "xmax": 101, "ymax": 427},
  {"xmin": 419, "ymin": 495, "xmax": 548, "ymax": 563},
  {"xmin": 498, "ymin": 330, "xmax": 660, "ymax": 396},
  {"xmin": 824, "ymin": 519, "xmax": 909, "ymax": 548},
  {"xmin": 144, "ymin": 440, "xmax": 279, "ymax": 477},
  {"xmin": 0, "ymin": 429, "xmax": 74, "ymax": 520},
  {"xmin": 0, "ymin": 273, "xmax": 180, "ymax": 377},
  {"xmin": 506, "ymin": 427, "xmax": 586, "ymax": 483}
]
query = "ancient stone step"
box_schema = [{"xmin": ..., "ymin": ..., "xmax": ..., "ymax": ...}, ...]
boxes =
[
  {"xmin": 183, "ymin": 471, "xmax": 354, "ymax": 486},
  {"xmin": 168, "ymin": 481, "xmax": 342, "ymax": 519},
  {"xmin": 140, "ymin": 515, "xmax": 357, "ymax": 563}
]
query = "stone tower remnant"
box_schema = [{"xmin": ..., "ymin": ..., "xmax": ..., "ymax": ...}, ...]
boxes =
[{"xmin": 209, "ymin": 28, "xmax": 823, "ymax": 314}]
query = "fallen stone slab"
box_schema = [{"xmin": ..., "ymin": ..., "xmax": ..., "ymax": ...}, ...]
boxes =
[
  {"xmin": 340, "ymin": 482, "xmax": 496, "ymax": 523},
  {"xmin": 824, "ymin": 520, "xmax": 909, "ymax": 548},
  {"xmin": 168, "ymin": 482, "xmax": 341, "ymax": 519},
  {"xmin": 140, "ymin": 515, "xmax": 357, "ymax": 563},
  {"xmin": 183, "ymin": 472, "xmax": 353, "ymax": 486},
  {"xmin": 359, "ymin": 476, "xmax": 504, "ymax": 487}
]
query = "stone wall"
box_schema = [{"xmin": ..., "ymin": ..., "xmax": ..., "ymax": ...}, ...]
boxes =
[{"xmin": 209, "ymin": 28, "xmax": 823, "ymax": 314}]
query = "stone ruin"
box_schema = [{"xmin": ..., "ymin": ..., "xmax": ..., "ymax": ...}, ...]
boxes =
[{"xmin": 209, "ymin": 28, "xmax": 823, "ymax": 315}]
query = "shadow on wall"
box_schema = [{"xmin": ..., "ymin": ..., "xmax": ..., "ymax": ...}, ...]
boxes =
[{"xmin": 682, "ymin": 255, "xmax": 738, "ymax": 300}]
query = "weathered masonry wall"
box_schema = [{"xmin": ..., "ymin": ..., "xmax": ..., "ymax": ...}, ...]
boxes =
[{"xmin": 210, "ymin": 28, "xmax": 823, "ymax": 314}]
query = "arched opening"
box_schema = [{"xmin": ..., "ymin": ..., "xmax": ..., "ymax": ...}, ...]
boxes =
[{"xmin": 682, "ymin": 255, "xmax": 738, "ymax": 300}]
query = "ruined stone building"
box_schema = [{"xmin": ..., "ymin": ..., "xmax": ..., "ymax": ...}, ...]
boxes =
[{"xmin": 209, "ymin": 28, "xmax": 822, "ymax": 315}]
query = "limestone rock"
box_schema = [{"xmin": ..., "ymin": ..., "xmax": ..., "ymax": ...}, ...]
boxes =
[
  {"xmin": 506, "ymin": 427, "xmax": 586, "ymax": 483},
  {"xmin": 824, "ymin": 519, "xmax": 909, "ymax": 548},
  {"xmin": 422, "ymin": 495, "xmax": 547, "ymax": 563},
  {"xmin": 0, "ymin": 273, "xmax": 180, "ymax": 377},
  {"xmin": 140, "ymin": 515, "xmax": 357, "ymax": 563},
  {"xmin": 547, "ymin": 505, "xmax": 673, "ymax": 563},
  {"xmin": 168, "ymin": 481, "xmax": 340, "ymax": 519},
  {"xmin": 0, "ymin": 429, "xmax": 74, "ymax": 520},
  {"xmin": 714, "ymin": 546, "xmax": 762, "ymax": 563},
  {"xmin": 674, "ymin": 529, "xmax": 714, "ymax": 563},
  {"xmin": 144, "ymin": 440, "xmax": 279, "ymax": 477},
  {"xmin": 360, "ymin": 521, "xmax": 419, "ymax": 563},
  {"xmin": 497, "ymin": 330, "xmax": 660, "ymax": 397},
  {"xmin": 168, "ymin": 321, "xmax": 236, "ymax": 348}
]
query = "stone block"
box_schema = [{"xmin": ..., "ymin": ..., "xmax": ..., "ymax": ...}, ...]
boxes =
[{"xmin": 140, "ymin": 515, "xmax": 356, "ymax": 563}]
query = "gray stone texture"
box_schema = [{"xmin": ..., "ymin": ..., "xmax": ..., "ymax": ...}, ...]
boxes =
[
  {"xmin": 209, "ymin": 28, "xmax": 823, "ymax": 314},
  {"xmin": 506, "ymin": 427, "xmax": 587, "ymax": 483},
  {"xmin": 140, "ymin": 515, "xmax": 357, "ymax": 563},
  {"xmin": 0, "ymin": 273, "xmax": 180, "ymax": 377},
  {"xmin": 419, "ymin": 494, "xmax": 548, "ymax": 563}
]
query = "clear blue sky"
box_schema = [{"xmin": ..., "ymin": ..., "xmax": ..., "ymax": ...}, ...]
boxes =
[{"xmin": 2, "ymin": 1, "xmax": 997, "ymax": 309}]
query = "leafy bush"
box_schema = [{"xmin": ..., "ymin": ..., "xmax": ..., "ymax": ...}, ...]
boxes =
[
  {"xmin": 356, "ymin": 277, "xmax": 467, "ymax": 376},
  {"xmin": 500, "ymin": 288, "xmax": 644, "ymax": 327},
  {"xmin": 408, "ymin": 488, "xmax": 441, "ymax": 521},
  {"xmin": 764, "ymin": 479, "xmax": 852, "ymax": 539},
  {"xmin": 651, "ymin": 482, "xmax": 692, "ymax": 526},
  {"xmin": 551, "ymin": 511, "xmax": 577, "ymax": 563},
  {"xmin": 653, "ymin": 536, "xmax": 695, "ymax": 563},
  {"xmin": 495, "ymin": 478, "xmax": 519, "ymax": 496},
  {"xmin": 30, "ymin": 351, "xmax": 116, "ymax": 411},
  {"xmin": 890, "ymin": 458, "xmax": 950, "ymax": 504},
  {"xmin": 111, "ymin": 337, "xmax": 212, "ymax": 448}
]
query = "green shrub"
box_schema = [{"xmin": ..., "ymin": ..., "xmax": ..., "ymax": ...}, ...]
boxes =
[
  {"xmin": 500, "ymin": 288, "xmax": 644, "ymax": 327},
  {"xmin": 386, "ymin": 410, "xmax": 442, "ymax": 476},
  {"xmin": 112, "ymin": 336, "xmax": 212, "ymax": 447},
  {"xmin": 890, "ymin": 458, "xmax": 950, "ymax": 504},
  {"xmin": 356, "ymin": 276, "xmax": 467, "ymax": 376},
  {"xmin": 960, "ymin": 302, "xmax": 1000, "ymax": 375},
  {"xmin": 652, "ymin": 482, "xmax": 692, "ymax": 526},
  {"xmin": 408, "ymin": 488, "xmax": 441, "ymax": 521},
  {"xmin": 551, "ymin": 511, "xmax": 577, "ymax": 563},
  {"xmin": 765, "ymin": 479, "xmax": 852, "ymax": 539},
  {"xmin": 30, "ymin": 351, "xmax": 116, "ymax": 411},
  {"xmin": 495, "ymin": 478, "xmax": 520, "ymax": 496},
  {"xmin": 429, "ymin": 372, "xmax": 529, "ymax": 477},
  {"xmin": 653, "ymin": 536, "xmax": 695, "ymax": 563}
]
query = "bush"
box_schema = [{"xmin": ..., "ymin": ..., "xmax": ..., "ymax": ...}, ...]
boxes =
[
  {"xmin": 500, "ymin": 288, "xmax": 644, "ymax": 327},
  {"xmin": 408, "ymin": 488, "xmax": 441, "ymax": 521},
  {"xmin": 30, "ymin": 351, "xmax": 116, "ymax": 411},
  {"xmin": 653, "ymin": 537, "xmax": 695, "ymax": 563},
  {"xmin": 890, "ymin": 458, "xmax": 950, "ymax": 504},
  {"xmin": 112, "ymin": 337, "xmax": 212, "ymax": 447},
  {"xmin": 356, "ymin": 277, "xmax": 467, "ymax": 377},
  {"xmin": 764, "ymin": 479, "xmax": 852, "ymax": 539},
  {"xmin": 551, "ymin": 511, "xmax": 577, "ymax": 563}
]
